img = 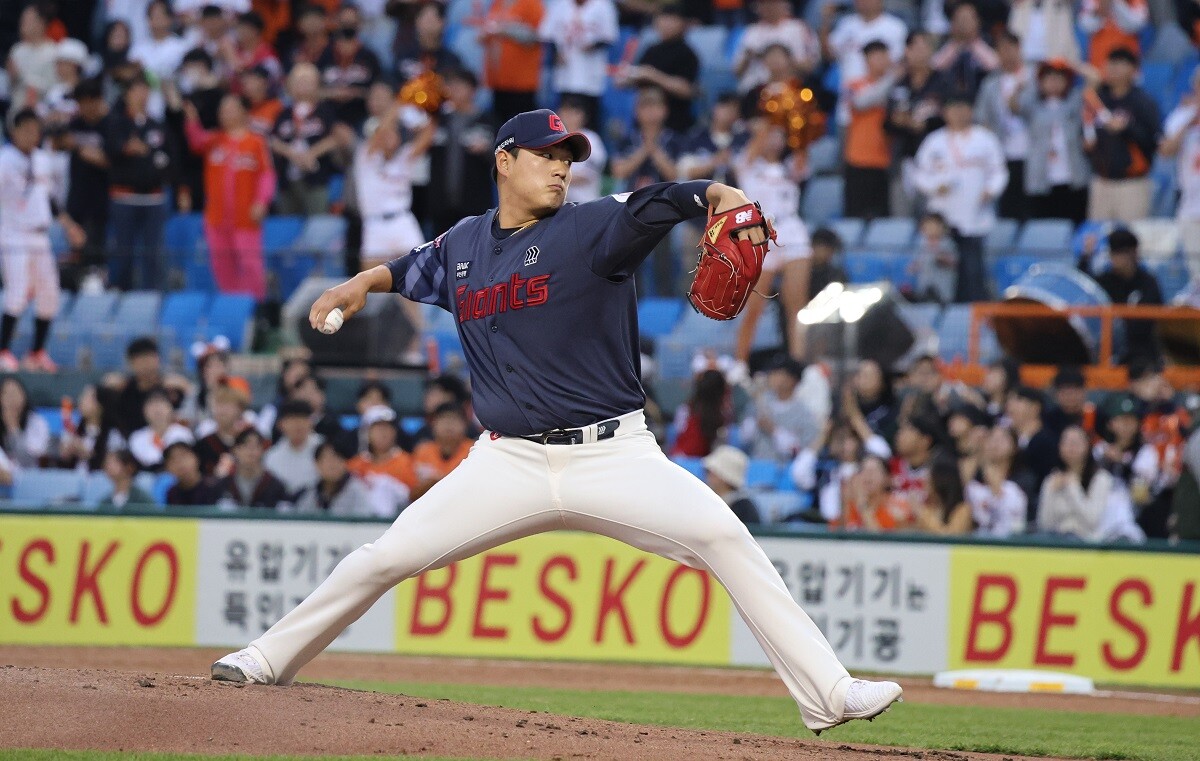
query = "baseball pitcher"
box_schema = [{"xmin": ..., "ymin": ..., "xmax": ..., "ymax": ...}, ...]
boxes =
[{"xmin": 212, "ymin": 109, "xmax": 902, "ymax": 733}]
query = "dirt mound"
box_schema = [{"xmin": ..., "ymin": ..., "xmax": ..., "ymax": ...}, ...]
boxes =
[{"xmin": 1, "ymin": 664, "xmax": 1054, "ymax": 761}]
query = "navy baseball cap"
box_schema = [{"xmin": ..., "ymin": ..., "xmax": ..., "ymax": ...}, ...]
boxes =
[{"xmin": 493, "ymin": 109, "xmax": 592, "ymax": 166}]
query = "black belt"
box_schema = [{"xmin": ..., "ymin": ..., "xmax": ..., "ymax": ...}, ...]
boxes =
[{"xmin": 518, "ymin": 418, "xmax": 621, "ymax": 445}]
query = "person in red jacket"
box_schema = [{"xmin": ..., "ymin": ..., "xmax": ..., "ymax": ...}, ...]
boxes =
[{"xmin": 184, "ymin": 93, "xmax": 276, "ymax": 301}]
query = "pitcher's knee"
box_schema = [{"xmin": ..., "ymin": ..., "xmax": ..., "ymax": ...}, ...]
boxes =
[
  {"xmin": 343, "ymin": 537, "xmax": 424, "ymax": 587},
  {"xmin": 688, "ymin": 510, "xmax": 754, "ymax": 552}
]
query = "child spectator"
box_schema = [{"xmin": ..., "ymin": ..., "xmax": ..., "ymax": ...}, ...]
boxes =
[
  {"xmin": 164, "ymin": 441, "xmax": 223, "ymax": 506},
  {"xmin": 217, "ymin": 428, "xmax": 291, "ymax": 510},
  {"xmin": 703, "ymin": 445, "xmax": 760, "ymax": 525},
  {"xmin": 838, "ymin": 454, "xmax": 913, "ymax": 531},
  {"xmin": 807, "ymin": 228, "xmax": 848, "ymax": 298},
  {"xmin": 913, "ymin": 91, "xmax": 1007, "ymax": 302},
  {"xmin": 99, "ymin": 450, "xmax": 155, "ymax": 509},
  {"xmin": 966, "ymin": 426, "xmax": 1028, "ymax": 536},
  {"xmin": 734, "ymin": 123, "xmax": 812, "ymax": 364},
  {"xmin": 1038, "ymin": 425, "xmax": 1143, "ymax": 541},
  {"xmin": 129, "ymin": 387, "xmax": 195, "ymax": 470},
  {"xmin": 670, "ymin": 369, "xmax": 730, "ymax": 458},
  {"xmin": 843, "ymin": 40, "xmax": 897, "ymax": 219},
  {"xmin": 915, "ymin": 454, "xmax": 974, "ymax": 534},
  {"xmin": 1018, "ymin": 58, "xmax": 1092, "ymax": 224},
  {"xmin": 559, "ymin": 95, "xmax": 607, "ymax": 204},
  {"xmin": 348, "ymin": 405, "xmax": 416, "ymax": 516},
  {"xmin": 1085, "ymin": 48, "xmax": 1160, "ymax": 222},
  {"xmin": 270, "ymin": 62, "xmax": 341, "ymax": 215},
  {"xmin": 0, "ymin": 377, "xmax": 50, "ymax": 468},
  {"xmin": 185, "ymin": 92, "xmax": 276, "ymax": 301},
  {"xmin": 263, "ymin": 399, "xmax": 322, "ymax": 498},
  {"xmin": 908, "ymin": 212, "xmax": 957, "ymax": 304},
  {"xmin": 295, "ymin": 441, "xmax": 376, "ymax": 516},
  {"xmin": 411, "ymin": 403, "xmax": 474, "ymax": 500}
]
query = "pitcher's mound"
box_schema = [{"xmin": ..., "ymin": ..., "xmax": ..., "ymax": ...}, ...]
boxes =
[{"xmin": 0, "ymin": 665, "xmax": 1040, "ymax": 760}]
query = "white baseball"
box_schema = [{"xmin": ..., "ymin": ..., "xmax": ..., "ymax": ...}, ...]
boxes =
[{"xmin": 320, "ymin": 308, "xmax": 344, "ymax": 335}]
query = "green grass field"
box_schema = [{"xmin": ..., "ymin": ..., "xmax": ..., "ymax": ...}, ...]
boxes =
[{"xmin": 4, "ymin": 678, "xmax": 1197, "ymax": 761}]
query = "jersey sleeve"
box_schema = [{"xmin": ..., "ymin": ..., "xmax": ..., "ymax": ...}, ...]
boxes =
[
  {"xmin": 578, "ymin": 179, "xmax": 714, "ymax": 280},
  {"xmin": 385, "ymin": 234, "xmax": 451, "ymax": 311}
]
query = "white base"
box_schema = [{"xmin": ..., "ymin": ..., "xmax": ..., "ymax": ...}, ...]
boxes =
[{"xmin": 933, "ymin": 669, "xmax": 1096, "ymax": 695}]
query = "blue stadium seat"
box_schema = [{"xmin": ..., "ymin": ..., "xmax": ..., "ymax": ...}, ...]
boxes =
[
  {"xmin": 985, "ymin": 218, "xmax": 1020, "ymax": 256},
  {"xmin": 82, "ymin": 472, "xmax": 113, "ymax": 506},
  {"xmin": 939, "ymin": 304, "xmax": 1001, "ymax": 363},
  {"xmin": 1154, "ymin": 260, "xmax": 1190, "ymax": 300},
  {"xmin": 843, "ymin": 252, "xmax": 890, "ymax": 283},
  {"xmin": 292, "ymin": 215, "xmax": 347, "ymax": 255},
  {"xmin": 862, "ymin": 217, "xmax": 915, "ymax": 250},
  {"xmin": 13, "ymin": 468, "xmax": 84, "ymax": 505},
  {"xmin": 898, "ymin": 302, "xmax": 942, "ymax": 333},
  {"xmin": 45, "ymin": 331, "xmax": 81, "ymax": 368},
  {"xmin": 159, "ymin": 291, "xmax": 210, "ymax": 354},
  {"xmin": 1016, "ymin": 218, "xmax": 1073, "ymax": 258},
  {"xmin": 262, "ymin": 216, "xmax": 305, "ymax": 254},
  {"xmin": 990, "ymin": 254, "xmax": 1039, "ymax": 294},
  {"xmin": 801, "ymin": 176, "xmax": 843, "ymax": 225},
  {"xmin": 113, "ymin": 291, "xmax": 162, "ymax": 326},
  {"xmin": 69, "ymin": 291, "xmax": 119, "ymax": 327},
  {"xmin": 638, "ymin": 297, "xmax": 685, "ymax": 337},
  {"xmin": 400, "ymin": 416, "xmax": 424, "ymax": 436},
  {"xmin": 449, "ymin": 23, "xmax": 484, "ymax": 74},
  {"xmin": 828, "ymin": 218, "xmax": 864, "ymax": 249},
  {"xmin": 205, "ymin": 294, "xmax": 257, "ymax": 350},
  {"xmin": 1070, "ymin": 219, "xmax": 1115, "ymax": 257},
  {"xmin": 672, "ymin": 456, "xmax": 705, "ymax": 480},
  {"xmin": 670, "ymin": 307, "xmax": 739, "ymax": 349},
  {"xmin": 807, "ymin": 136, "xmax": 839, "ymax": 176},
  {"xmin": 746, "ymin": 459, "xmax": 780, "ymax": 490},
  {"xmin": 685, "ymin": 26, "xmax": 729, "ymax": 72},
  {"xmin": 1141, "ymin": 62, "xmax": 1175, "ymax": 116},
  {"xmin": 756, "ymin": 491, "xmax": 807, "ymax": 523},
  {"xmin": 1146, "ymin": 23, "xmax": 1195, "ymax": 66},
  {"xmin": 164, "ymin": 213, "xmax": 204, "ymax": 257}
]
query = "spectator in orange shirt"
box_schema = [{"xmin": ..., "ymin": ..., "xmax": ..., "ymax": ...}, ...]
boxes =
[
  {"xmin": 184, "ymin": 92, "xmax": 276, "ymax": 301},
  {"xmin": 480, "ymin": 0, "xmax": 545, "ymax": 124},
  {"xmin": 349, "ymin": 404, "xmax": 416, "ymax": 515},
  {"xmin": 411, "ymin": 402, "xmax": 474, "ymax": 499},
  {"xmin": 837, "ymin": 454, "xmax": 914, "ymax": 531},
  {"xmin": 241, "ymin": 65, "xmax": 283, "ymax": 135},
  {"xmin": 844, "ymin": 40, "xmax": 898, "ymax": 219},
  {"xmin": 1080, "ymin": 0, "xmax": 1148, "ymax": 71}
]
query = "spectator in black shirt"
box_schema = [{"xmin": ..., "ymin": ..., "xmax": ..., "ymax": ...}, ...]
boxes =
[
  {"xmin": 393, "ymin": 2, "xmax": 464, "ymax": 84},
  {"xmin": 271, "ymin": 62, "xmax": 342, "ymax": 215},
  {"xmin": 617, "ymin": 4, "xmax": 700, "ymax": 134},
  {"xmin": 216, "ymin": 428, "xmax": 291, "ymax": 510},
  {"xmin": 1079, "ymin": 227, "xmax": 1163, "ymax": 363},
  {"xmin": 1008, "ymin": 385, "xmax": 1059, "ymax": 522},
  {"xmin": 1086, "ymin": 47, "xmax": 1161, "ymax": 222},
  {"xmin": 195, "ymin": 384, "xmax": 250, "ymax": 476},
  {"xmin": 703, "ymin": 445, "xmax": 761, "ymax": 525},
  {"xmin": 1043, "ymin": 366, "xmax": 1096, "ymax": 438},
  {"xmin": 104, "ymin": 71, "xmax": 175, "ymax": 290},
  {"xmin": 164, "ymin": 441, "xmax": 223, "ymax": 506},
  {"xmin": 428, "ymin": 68, "xmax": 496, "ymax": 235},
  {"xmin": 887, "ymin": 31, "xmax": 945, "ymax": 216},
  {"xmin": 66, "ymin": 79, "xmax": 111, "ymax": 272},
  {"xmin": 808, "ymin": 227, "xmax": 848, "ymax": 298},
  {"xmin": 318, "ymin": 6, "xmax": 382, "ymax": 130},
  {"xmin": 106, "ymin": 336, "xmax": 178, "ymax": 438}
]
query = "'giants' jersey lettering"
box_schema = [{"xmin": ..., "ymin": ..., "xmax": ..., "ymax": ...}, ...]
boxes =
[{"xmin": 456, "ymin": 273, "xmax": 551, "ymax": 322}]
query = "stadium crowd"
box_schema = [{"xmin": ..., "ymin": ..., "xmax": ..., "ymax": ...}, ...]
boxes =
[{"xmin": 0, "ymin": 0, "xmax": 1198, "ymax": 544}]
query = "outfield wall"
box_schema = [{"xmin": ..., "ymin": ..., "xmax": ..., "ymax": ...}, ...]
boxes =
[{"xmin": 1, "ymin": 511, "xmax": 1197, "ymax": 689}]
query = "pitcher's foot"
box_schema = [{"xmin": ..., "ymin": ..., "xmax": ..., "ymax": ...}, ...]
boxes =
[
  {"xmin": 812, "ymin": 679, "xmax": 903, "ymax": 735},
  {"xmin": 211, "ymin": 647, "xmax": 273, "ymax": 684}
]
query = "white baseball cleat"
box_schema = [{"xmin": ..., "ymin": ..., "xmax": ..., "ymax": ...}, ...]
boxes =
[
  {"xmin": 812, "ymin": 679, "xmax": 903, "ymax": 735},
  {"xmin": 211, "ymin": 647, "xmax": 274, "ymax": 685}
]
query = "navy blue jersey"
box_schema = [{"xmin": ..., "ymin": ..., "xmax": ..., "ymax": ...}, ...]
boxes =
[{"xmin": 386, "ymin": 179, "xmax": 715, "ymax": 436}]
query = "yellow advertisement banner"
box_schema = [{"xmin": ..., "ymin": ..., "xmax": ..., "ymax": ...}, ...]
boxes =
[
  {"xmin": 392, "ymin": 532, "xmax": 731, "ymax": 664},
  {"xmin": 948, "ymin": 546, "xmax": 1200, "ymax": 688},
  {"xmin": 0, "ymin": 515, "xmax": 198, "ymax": 645}
]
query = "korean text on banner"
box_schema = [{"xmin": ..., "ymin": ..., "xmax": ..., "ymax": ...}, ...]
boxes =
[
  {"xmin": 392, "ymin": 532, "xmax": 731, "ymax": 664},
  {"xmin": 0, "ymin": 515, "xmax": 197, "ymax": 645},
  {"xmin": 195, "ymin": 520, "xmax": 396, "ymax": 651},
  {"xmin": 949, "ymin": 546, "xmax": 1200, "ymax": 688},
  {"xmin": 733, "ymin": 538, "xmax": 951, "ymax": 673}
]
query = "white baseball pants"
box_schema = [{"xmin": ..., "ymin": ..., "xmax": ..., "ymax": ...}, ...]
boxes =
[
  {"xmin": 1, "ymin": 236, "xmax": 59, "ymax": 318},
  {"xmin": 249, "ymin": 410, "xmax": 853, "ymax": 729}
]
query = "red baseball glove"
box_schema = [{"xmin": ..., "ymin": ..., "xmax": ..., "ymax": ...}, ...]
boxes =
[{"xmin": 687, "ymin": 202, "xmax": 776, "ymax": 321}]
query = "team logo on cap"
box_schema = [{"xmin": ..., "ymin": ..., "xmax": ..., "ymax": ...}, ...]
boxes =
[{"xmin": 548, "ymin": 114, "xmax": 564, "ymax": 132}]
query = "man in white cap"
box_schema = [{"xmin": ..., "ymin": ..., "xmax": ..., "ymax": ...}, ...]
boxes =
[
  {"xmin": 42, "ymin": 39, "xmax": 91, "ymax": 125},
  {"xmin": 703, "ymin": 445, "xmax": 761, "ymax": 525}
]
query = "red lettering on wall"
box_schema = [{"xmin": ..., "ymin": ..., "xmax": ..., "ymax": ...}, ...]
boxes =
[
  {"xmin": 69, "ymin": 541, "xmax": 119, "ymax": 624},
  {"xmin": 964, "ymin": 574, "xmax": 1017, "ymax": 662},
  {"xmin": 594, "ymin": 558, "xmax": 645, "ymax": 644},
  {"xmin": 11, "ymin": 539, "xmax": 53, "ymax": 623},
  {"xmin": 1035, "ymin": 577, "xmax": 1086, "ymax": 667},
  {"xmin": 472, "ymin": 554, "xmax": 517, "ymax": 639},
  {"xmin": 411, "ymin": 564, "xmax": 457, "ymax": 636},
  {"xmin": 1171, "ymin": 582, "xmax": 1200, "ymax": 672},
  {"xmin": 533, "ymin": 555, "xmax": 576, "ymax": 643},
  {"xmin": 659, "ymin": 567, "xmax": 710, "ymax": 648},
  {"xmin": 130, "ymin": 543, "xmax": 179, "ymax": 626},
  {"xmin": 1103, "ymin": 579, "xmax": 1152, "ymax": 671}
]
